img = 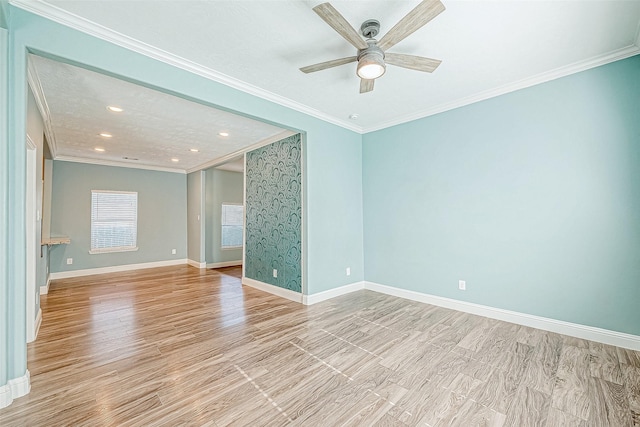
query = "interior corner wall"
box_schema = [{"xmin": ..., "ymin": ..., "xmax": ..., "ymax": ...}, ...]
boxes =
[
  {"xmin": 245, "ymin": 134, "xmax": 302, "ymax": 292},
  {"xmin": 362, "ymin": 55, "xmax": 640, "ymax": 336},
  {"xmin": 187, "ymin": 170, "xmax": 205, "ymax": 264},
  {"xmin": 49, "ymin": 161, "xmax": 187, "ymax": 273},
  {"xmin": 205, "ymin": 168, "xmax": 243, "ymax": 265}
]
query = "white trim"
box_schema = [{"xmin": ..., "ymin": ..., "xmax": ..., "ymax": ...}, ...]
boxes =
[
  {"xmin": 26, "ymin": 57, "xmax": 58, "ymax": 157},
  {"xmin": 55, "ymin": 156, "xmax": 186, "ymax": 174},
  {"xmin": 186, "ymin": 130, "xmax": 296, "ymax": 173},
  {"xmin": 303, "ymin": 281, "xmax": 365, "ymax": 305},
  {"xmin": 242, "ymin": 277, "xmax": 302, "ymax": 304},
  {"xmin": 0, "ymin": 371, "xmax": 31, "ymax": 409},
  {"xmin": 49, "ymin": 258, "xmax": 187, "ymax": 280},
  {"xmin": 32, "ymin": 308, "xmax": 42, "ymax": 343},
  {"xmin": 9, "ymin": 0, "xmax": 361, "ymax": 133},
  {"xmin": 364, "ymin": 281, "xmax": 640, "ymax": 351},
  {"xmin": 364, "ymin": 45, "xmax": 640, "ymax": 133},
  {"xmin": 187, "ymin": 259, "xmax": 206, "ymax": 269},
  {"xmin": 0, "ymin": 384, "xmax": 11, "ymax": 409},
  {"xmin": 207, "ymin": 260, "xmax": 242, "ymax": 269},
  {"xmin": 40, "ymin": 277, "xmax": 51, "ymax": 295}
]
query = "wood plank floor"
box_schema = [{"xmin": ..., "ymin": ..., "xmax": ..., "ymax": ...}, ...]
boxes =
[{"xmin": 1, "ymin": 265, "xmax": 638, "ymax": 426}]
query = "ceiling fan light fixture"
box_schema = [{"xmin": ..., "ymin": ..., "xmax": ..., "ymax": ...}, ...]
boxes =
[{"xmin": 357, "ymin": 49, "xmax": 385, "ymax": 80}]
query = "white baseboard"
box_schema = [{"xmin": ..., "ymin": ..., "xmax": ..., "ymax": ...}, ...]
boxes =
[
  {"xmin": 32, "ymin": 308, "xmax": 42, "ymax": 342},
  {"xmin": 364, "ymin": 281, "xmax": 640, "ymax": 351},
  {"xmin": 0, "ymin": 370, "xmax": 31, "ymax": 409},
  {"xmin": 207, "ymin": 260, "xmax": 242, "ymax": 269},
  {"xmin": 40, "ymin": 277, "xmax": 50, "ymax": 295},
  {"xmin": 303, "ymin": 281, "xmax": 365, "ymax": 305},
  {"xmin": 242, "ymin": 277, "xmax": 302, "ymax": 303},
  {"xmin": 49, "ymin": 259, "xmax": 187, "ymax": 280},
  {"xmin": 187, "ymin": 259, "xmax": 206, "ymax": 269}
]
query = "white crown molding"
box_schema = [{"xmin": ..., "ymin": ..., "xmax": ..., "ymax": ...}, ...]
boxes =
[
  {"xmin": 11, "ymin": 1, "xmax": 640, "ymax": 136},
  {"xmin": 364, "ymin": 281, "xmax": 640, "ymax": 351},
  {"xmin": 242, "ymin": 277, "xmax": 303, "ymax": 304},
  {"xmin": 364, "ymin": 44, "xmax": 640, "ymax": 133},
  {"xmin": 49, "ymin": 258, "xmax": 187, "ymax": 280},
  {"xmin": 187, "ymin": 130, "xmax": 296, "ymax": 173},
  {"xmin": 26, "ymin": 57, "xmax": 58, "ymax": 157},
  {"xmin": 54, "ymin": 155, "xmax": 186, "ymax": 174},
  {"xmin": 25, "ymin": 133, "xmax": 36, "ymax": 150},
  {"xmin": 10, "ymin": 0, "xmax": 362, "ymax": 134}
]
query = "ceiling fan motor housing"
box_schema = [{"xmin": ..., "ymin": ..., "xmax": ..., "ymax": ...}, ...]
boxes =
[{"xmin": 360, "ymin": 19, "xmax": 381, "ymax": 39}]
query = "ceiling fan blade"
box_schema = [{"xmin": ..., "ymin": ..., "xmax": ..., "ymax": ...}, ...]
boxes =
[
  {"xmin": 360, "ymin": 78, "xmax": 374, "ymax": 93},
  {"xmin": 385, "ymin": 53, "xmax": 441, "ymax": 73},
  {"xmin": 377, "ymin": 0, "xmax": 445, "ymax": 52},
  {"xmin": 313, "ymin": 3, "xmax": 368, "ymax": 50},
  {"xmin": 300, "ymin": 56, "xmax": 357, "ymax": 74}
]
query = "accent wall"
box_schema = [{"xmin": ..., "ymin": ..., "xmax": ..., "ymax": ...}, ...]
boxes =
[
  {"xmin": 49, "ymin": 161, "xmax": 187, "ymax": 273},
  {"xmin": 245, "ymin": 134, "xmax": 302, "ymax": 292},
  {"xmin": 363, "ymin": 55, "xmax": 640, "ymax": 336}
]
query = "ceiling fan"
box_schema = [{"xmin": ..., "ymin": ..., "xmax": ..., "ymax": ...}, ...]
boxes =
[{"xmin": 300, "ymin": 0, "xmax": 445, "ymax": 93}]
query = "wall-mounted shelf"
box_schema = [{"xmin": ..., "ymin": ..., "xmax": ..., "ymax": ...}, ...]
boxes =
[{"xmin": 41, "ymin": 236, "xmax": 70, "ymax": 246}]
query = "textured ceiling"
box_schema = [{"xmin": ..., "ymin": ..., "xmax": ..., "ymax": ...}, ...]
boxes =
[
  {"xmin": 29, "ymin": 55, "xmax": 288, "ymax": 172},
  {"xmin": 15, "ymin": 0, "xmax": 640, "ymax": 133}
]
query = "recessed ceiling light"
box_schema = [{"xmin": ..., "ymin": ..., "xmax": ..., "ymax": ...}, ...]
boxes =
[
  {"xmin": 95, "ymin": 147, "xmax": 105, "ymax": 152},
  {"xmin": 99, "ymin": 133, "xmax": 113, "ymax": 138},
  {"xmin": 189, "ymin": 148, "xmax": 199, "ymax": 152},
  {"xmin": 107, "ymin": 106, "xmax": 124, "ymax": 113},
  {"xmin": 218, "ymin": 132, "xmax": 229, "ymax": 137},
  {"xmin": 171, "ymin": 158, "xmax": 179, "ymax": 162}
]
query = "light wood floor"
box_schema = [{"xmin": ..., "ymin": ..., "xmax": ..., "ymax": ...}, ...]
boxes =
[{"xmin": 1, "ymin": 265, "xmax": 638, "ymax": 426}]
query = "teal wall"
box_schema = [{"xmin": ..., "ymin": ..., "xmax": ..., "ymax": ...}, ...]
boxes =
[
  {"xmin": 246, "ymin": 134, "xmax": 302, "ymax": 292},
  {"xmin": 1, "ymin": 21, "xmax": 11, "ymax": 387},
  {"xmin": 187, "ymin": 171, "xmax": 205, "ymax": 264},
  {"xmin": 205, "ymin": 168, "xmax": 243, "ymax": 265},
  {"xmin": 363, "ymin": 56, "xmax": 640, "ymax": 336},
  {"xmin": 50, "ymin": 161, "xmax": 187, "ymax": 272}
]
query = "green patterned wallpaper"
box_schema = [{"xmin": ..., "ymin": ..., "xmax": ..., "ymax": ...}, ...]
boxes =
[{"xmin": 245, "ymin": 134, "xmax": 302, "ymax": 292}]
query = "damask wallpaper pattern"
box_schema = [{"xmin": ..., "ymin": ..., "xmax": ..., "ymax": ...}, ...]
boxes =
[{"xmin": 245, "ymin": 134, "xmax": 302, "ymax": 292}]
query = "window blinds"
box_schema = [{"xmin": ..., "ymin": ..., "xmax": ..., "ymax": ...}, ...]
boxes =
[
  {"xmin": 221, "ymin": 204, "xmax": 243, "ymax": 248},
  {"xmin": 91, "ymin": 190, "xmax": 138, "ymax": 253}
]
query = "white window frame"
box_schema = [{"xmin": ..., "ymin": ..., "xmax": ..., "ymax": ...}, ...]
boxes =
[
  {"xmin": 221, "ymin": 202, "xmax": 244, "ymax": 250},
  {"xmin": 90, "ymin": 190, "xmax": 139, "ymax": 254}
]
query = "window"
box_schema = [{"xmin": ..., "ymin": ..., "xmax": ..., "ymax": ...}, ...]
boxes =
[
  {"xmin": 90, "ymin": 190, "xmax": 138, "ymax": 254},
  {"xmin": 221, "ymin": 203, "xmax": 243, "ymax": 249}
]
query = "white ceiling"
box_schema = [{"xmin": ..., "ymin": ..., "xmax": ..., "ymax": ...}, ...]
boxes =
[
  {"xmin": 29, "ymin": 54, "xmax": 289, "ymax": 172},
  {"xmin": 14, "ymin": 0, "xmax": 640, "ymax": 135}
]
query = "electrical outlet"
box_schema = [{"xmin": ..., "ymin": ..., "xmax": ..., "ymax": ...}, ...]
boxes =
[
  {"xmin": 66, "ymin": 258, "xmax": 73, "ymax": 265},
  {"xmin": 346, "ymin": 267, "xmax": 351, "ymax": 276},
  {"xmin": 458, "ymin": 280, "xmax": 466, "ymax": 291},
  {"xmin": 273, "ymin": 269, "xmax": 278, "ymax": 278},
  {"xmin": 171, "ymin": 249, "xmax": 176, "ymax": 255}
]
